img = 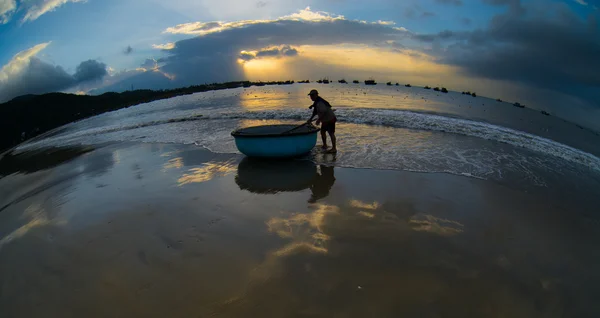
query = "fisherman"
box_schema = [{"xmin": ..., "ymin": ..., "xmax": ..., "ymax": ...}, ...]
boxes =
[{"xmin": 307, "ymin": 89, "xmax": 337, "ymax": 153}]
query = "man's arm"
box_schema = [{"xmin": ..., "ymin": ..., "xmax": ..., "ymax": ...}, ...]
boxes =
[{"xmin": 307, "ymin": 106, "xmax": 317, "ymax": 123}]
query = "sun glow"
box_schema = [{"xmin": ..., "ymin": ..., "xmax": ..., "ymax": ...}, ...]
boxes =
[
  {"xmin": 241, "ymin": 58, "xmax": 286, "ymax": 80},
  {"xmin": 238, "ymin": 44, "xmax": 461, "ymax": 87}
]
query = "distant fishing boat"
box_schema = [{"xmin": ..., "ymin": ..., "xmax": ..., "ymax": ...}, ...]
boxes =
[
  {"xmin": 298, "ymin": 80, "xmax": 310, "ymax": 83},
  {"xmin": 405, "ymin": 84, "xmax": 411, "ymax": 87},
  {"xmin": 424, "ymin": 86, "xmax": 431, "ymax": 89},
  {"xmin": 513, "ymin": 102, "xmax": 524, "ymax": 108},
  {"xmin": 365, "ymin": 78, "xmax": 376, "ymax": 85},
  {"xmin": 353, "ymin": 80, "xmax": 359, "ymax": 84},
  {"xmin": 441, "ymin": 87, "xmax": 448, "ymax": 93},
  {"xmin": 395, "ymin": 83, "xmax": 399, "ymax": 86},
  {"xmin": 433, "ymin": 87, "xmax": 440, "ymax": 91},
  {"xmin": 316, "ymin": 79, "xmax": 323, "ymax": 83},
  {"xmin": 338, "ymin": 79, "xmax": 347, "ymax": 84},
  {"xmin": 386, "ymin": 82, "xmax": 392, "ymax": 86},
  {"xmin": 322, "ymin": 78, "xmax": 330, "ymax": 84}
]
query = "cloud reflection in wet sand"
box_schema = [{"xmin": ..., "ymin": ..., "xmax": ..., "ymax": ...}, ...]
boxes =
[
  {"xmin": 177, "ymin": 160, "xmax": 236, "ymax": 185},
  {"xmin": 162, "ymin": 157, "xmax": 183, "ymax": 170},
  {"xmin": 267, "ymin": 204, "xmax": 339, "ymax": 255},
  {"xmin": 409, "ymin": 214, "xmax": 464, "ymax": 236},
  {"xmin": 266, "ymin": 200, "xmax": 465, "ymax": 259},
  {"xmin": 212, "ymin": 199, "xmax": 560, "ymax": 317},
  {"xmin": 0, "ymin": 203, "xmax": 65, "ymax": 251}
]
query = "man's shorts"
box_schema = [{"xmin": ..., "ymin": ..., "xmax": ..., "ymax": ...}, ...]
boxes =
[{"xmin": 321, "ymin": 118, "xmax": 336, "ymax": 134}]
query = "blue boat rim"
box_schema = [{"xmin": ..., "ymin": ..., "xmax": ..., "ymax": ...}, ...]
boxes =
[{"xmin": 231, "ymin": 124, "xmax": 319, "ymax": 138}]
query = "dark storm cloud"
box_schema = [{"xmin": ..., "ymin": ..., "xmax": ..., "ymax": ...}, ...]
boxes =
[
  {"xmin": 74, "ymin": 60, "xmax": 108, "ymax": 82},
  {"xmin": 412, "ymin": 30, "xmax": 456, "ymax": 42},
  {"xmin": 167, "ymin": 19, "xmax": 406, "ymax": 60},
  {"xmin": 412, "ymin": 2, "xmax": 600, "ymax": 110},
  {"xmin": 238, "ymin": 51, "xmax": 255, "ymax": 61},
  {"xmin": 435, "ymin": 0, "xmax": 463, "ymax": 5},
  {"xmin": 482, "ymin": 0, "xmax": 525, "ymax": 15},
  {"xmin": 255, "ymin": 47, "xmax": 280, "ymax": 57},
  {"xmin": 0, "ymin": 58, "xmax": 107, "ymax": 102},
  {"xmin": 282, "ymin": 46, "xmax": 298, "ymax": 56},
  {"xmin": 238, "ymin": 45, "xmax": 299, "ymax": 61},
  {"xmin": 109, "ymin": 17, "xmax": 408, "ymax": 91}
]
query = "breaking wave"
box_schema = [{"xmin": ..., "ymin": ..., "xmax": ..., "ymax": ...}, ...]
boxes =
[{"xmin": 18, "ymin": 108, "xmax": 599, "ymax": 172}]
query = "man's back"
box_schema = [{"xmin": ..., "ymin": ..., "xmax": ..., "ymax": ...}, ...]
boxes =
[{"xmin": 313, "ymin": 97, "xmax": 336, "ymax": 123}]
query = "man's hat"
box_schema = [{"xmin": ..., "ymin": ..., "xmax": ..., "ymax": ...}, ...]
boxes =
[{"xmin": 308, "ymin": 89, "xmax": 319, "ymax": 96}]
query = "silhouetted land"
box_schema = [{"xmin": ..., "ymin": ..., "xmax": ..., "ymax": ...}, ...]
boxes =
[{"xmin": 0, "ymin": 80, "xmax": 289, "ymax": 153}]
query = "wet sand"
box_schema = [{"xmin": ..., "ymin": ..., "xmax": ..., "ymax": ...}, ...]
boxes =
[{"xmin": 1, "ymin": 143, "xmax": 599, "ymax": 318}]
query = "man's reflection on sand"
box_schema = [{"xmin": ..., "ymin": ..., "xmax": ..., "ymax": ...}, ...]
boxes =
[
  {"xmin": 308, "ymin": 165, "xmax": 335, "ymax": 203},
  {"xmin": 235, "ymin": 158, "xmax": 336, "ymax": 202}
]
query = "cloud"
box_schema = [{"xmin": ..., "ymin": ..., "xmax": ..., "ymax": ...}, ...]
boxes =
[
  {"xmin": 95, "ymin": 7, "xmax": 407, "ymax": 91},
  {"xmin": 377, "ymin": 20, "xmax": 395, "ymax": 25},
  {"xmin": 0, "ymin": 43, "xmax": 107, "ymax": 102},
  {"xmin": 482, "ymin": 0, "xmax": 525, "ymax": 16},
  {"xmin": 74, "ymin": 60, "xmax": 108, "ymax": 82},
  {"xmin": 21, "ymin": 0, "xmax": 86, "ymax": 23},
  {"xmin": 431, "ymin": 7, "xmax": 599, "ymax": 88},
  {"xmin": 88, "ymin": 58, "xmax": 178, "ymax": 95},
  {"xmin": 124, "ymin": 45, "xmax": 133, "ymax": 55},
  {"xmin": 163, "ymin": 7, "xmax": 349, "ymax": 35},
  {"xmin": 435, "ymin": 0, "xmax": 463, "ymax": 5},
  {"xmin": 410, "ymin": 2, "xmax": 600, "ymax": 123},
  {"xmin": 140, "ymin": 58, "xmax": 159, "ymax": 70},
  {"xmin": 256, "ymin": 1, "xmax": 268, "ymax": 8},
  {"xmin": 0, "ymin": 0, "xmax": 16, "ymax": 24},
  {"xmin": 461, "ymin": 17, "xmax": 472, "ymax": 25},
  {"xmin": 0, "ymin": 0, "xmax": 85, "ymax": 24},
  {"xmin": 152, "ymin": 42, "xmax": 176, "ymax": 50},
  {"xmin": 574, "ymin": 0, "xmax": 588, "ymax": 5},
  {"xmin": 238, "ymin": 51, "xmax": 256, "ymax": 61},
  {"xmin": 238, "ymin": 45, "xmax": 299, "ymax": 61},
  {"xmin": 258, "ymin": 45, "xmax": 298, "ymax": 57},
  {"xmin": 422, "ymin": 12, "xmax": 436, "ymax": 18},
  {"xmin": 412, "ymin": 30, "xmax": 456, "ymax": 42}
]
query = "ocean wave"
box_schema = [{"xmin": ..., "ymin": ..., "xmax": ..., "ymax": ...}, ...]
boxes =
[{"xmin": 17, "ymin": 108, "xmax": 600, "ymax": 171}]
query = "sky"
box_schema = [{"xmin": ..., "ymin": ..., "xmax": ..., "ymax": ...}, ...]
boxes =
[{"xmin": 0, "ymin": 0, "xmax": 599, "ymax": 127}]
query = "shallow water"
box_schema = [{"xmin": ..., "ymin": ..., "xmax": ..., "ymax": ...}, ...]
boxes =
[{"xmin": 12, "ymin": 84, "xmax": 600, "ymax": 192}]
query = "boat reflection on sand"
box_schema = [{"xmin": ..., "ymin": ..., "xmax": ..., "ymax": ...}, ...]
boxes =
[{"xmin": 235, "ymin": 157, "xmax": 335, "ymax": 202}]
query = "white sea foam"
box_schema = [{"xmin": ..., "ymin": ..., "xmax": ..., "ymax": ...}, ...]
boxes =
[{"xmin": 16, "ymin": 108, "xmax": 600, "ymax": 173}]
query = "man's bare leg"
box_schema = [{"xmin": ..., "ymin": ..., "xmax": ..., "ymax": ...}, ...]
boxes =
[
  {"xmin": 328, "ymin": 132, "xmax": 337, "ymax": 153},
  {"xmin": 321, "ymin": 130, "xmax": 328, "ymax": 149}
]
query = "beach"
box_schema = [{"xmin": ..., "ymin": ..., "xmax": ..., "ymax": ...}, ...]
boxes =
[
  {"xmin": 1, "ymin": 84, "xmax": 600, "ymax": 317},
  {"xmin": 1, "ymin": 141, "xmax": 599, "ymax": 317}
]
